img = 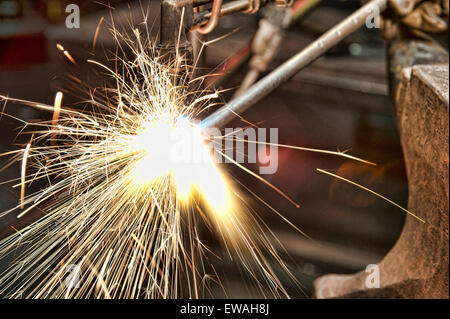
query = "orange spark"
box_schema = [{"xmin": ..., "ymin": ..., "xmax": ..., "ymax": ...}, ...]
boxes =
[
  {"xmin": 63, "ymin": 51, "xmax": 77, "ymax": 65},
  {"xmin": 317, "ymin": 168, "xmax": 425, "ymax": 223},
  {"xmin": 20, "ymin": 143, "xmax": 31, "ymax": 209},
  {"xmin": 52, "ymin": 91, "xmax": 63, "ymax": 127},
  {"xmin": 56, "ymin": 43, "xmax": 77, "ymax": 64}
]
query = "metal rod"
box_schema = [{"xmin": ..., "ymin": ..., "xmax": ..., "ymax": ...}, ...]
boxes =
[
  {"xmin": 193, "ymin": 0, "xmax": 250, "ymax": 26},
  {"xmin": 170, "ymin": 0, "xmax": 213, "ymax": 8},
  {"xmin": 195, "ymin": 0, "xmax": 222, "ymax": 34},
  {"xmin": 159, "ymin": 0, "xmax": 193, "ymax": 50},
  {"xmin": 202, "ymin": 0, "xmax": 388, "ymax": 128}
]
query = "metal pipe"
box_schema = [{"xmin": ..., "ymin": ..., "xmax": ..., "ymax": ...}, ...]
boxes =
[
  {"xmin": 193, "ymin": 0, "xmax": 250, "ymax": 26},
  {"xmin": 170, "ymin": 0, "xmax": 213, "ymax": 7},
  {"xmin": 202, "ymin": 0, "xmax": 388, "ymax": 128},
  {"xmin": 158, "ymin": 0, "xmax": 194, "ymax": 81},
  {"xmin": 244, "ymin": 0, "xmax": 261, "ymax": 14},
  {"xmin": 196, "ymin": 0, "xmax": 223, "ymax": 34},
  {"xmin": 159, "ymin": 0, "xmax": 193, "ymax": 54}
]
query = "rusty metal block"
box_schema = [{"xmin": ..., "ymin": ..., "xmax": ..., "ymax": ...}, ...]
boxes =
[{"xmin": 313, "ymin": 60, "xmax": 449, "ymax": 298}]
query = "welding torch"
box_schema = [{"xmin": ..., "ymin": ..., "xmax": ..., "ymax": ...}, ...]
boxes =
[{"xmin": 201, "ymin": 0, "xmax": 389, "ymax": 129}]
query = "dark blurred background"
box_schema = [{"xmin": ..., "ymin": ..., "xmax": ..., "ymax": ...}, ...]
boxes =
[{"xmin": 0, "ymin": 0, "xmax": 414, "ymax": 297}]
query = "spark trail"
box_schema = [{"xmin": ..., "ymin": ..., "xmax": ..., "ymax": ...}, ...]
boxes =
[
  {"xmin": 0, "ymin": 24, "xmax": 299, "ymax": 298},
  {"xmin": 0, "ymin": 15, "xmax": 385, "ymax": 299}
]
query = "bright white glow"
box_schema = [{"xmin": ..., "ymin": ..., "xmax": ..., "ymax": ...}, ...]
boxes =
[{"xmin": 131, "ymin": 119, "xmax": 232, "ymax": 212}]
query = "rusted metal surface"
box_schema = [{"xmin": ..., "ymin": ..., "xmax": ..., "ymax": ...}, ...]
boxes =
[
  {"xmin": 158, "ymin": 0, "xmax": 194, "ymax": 63},
  {"xmin": 313, "ymin": 42, "xmax": 449, "ymax": 298},
  {"xmin": 388, "ymin": 39, "xmax": 448, "ymax": 104}
]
